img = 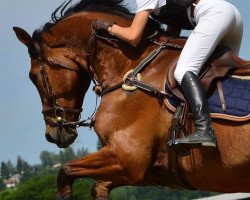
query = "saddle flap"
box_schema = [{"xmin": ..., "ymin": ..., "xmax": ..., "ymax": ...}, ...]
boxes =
[{"xmin": 166, "ymin": 57, "xmax": 184, "ymax": 100}]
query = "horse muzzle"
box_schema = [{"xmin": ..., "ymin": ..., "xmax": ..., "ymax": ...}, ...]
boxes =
[{"xmin": 45, "ymin": 123, "xmax": 78, "ymax": 148}]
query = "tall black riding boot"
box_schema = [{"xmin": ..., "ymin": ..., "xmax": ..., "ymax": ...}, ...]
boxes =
[{"xmin": 175, "ymin": 71, "xmax": 216, "ymax": 147}]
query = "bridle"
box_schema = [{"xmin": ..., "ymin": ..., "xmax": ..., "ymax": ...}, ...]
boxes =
[{"xmin": 33, "ymin": 41, "xmax": 94, "ymax": 129}]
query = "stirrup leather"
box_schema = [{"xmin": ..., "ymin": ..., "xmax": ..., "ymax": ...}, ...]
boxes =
[{"xmin": 168, "ymin": 102, "xmax": 191, "ymax": 156}]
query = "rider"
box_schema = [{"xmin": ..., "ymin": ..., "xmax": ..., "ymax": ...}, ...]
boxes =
[{"xmin": 93, "ymin": 0, "xmax": 243, "ymax": 147}]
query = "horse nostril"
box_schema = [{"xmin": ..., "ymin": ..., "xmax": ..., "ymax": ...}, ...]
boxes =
[{"xmin": 45, "ymin": 134, "xmax": 55, "ymax": 143}]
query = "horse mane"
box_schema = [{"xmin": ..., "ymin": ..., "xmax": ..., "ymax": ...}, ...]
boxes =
[
  {"xmin": 32, "ymin": 0, "xmax": 162, "ymax": 43},
  {"xmin": 32, "ymin": 0, "xmax": 132, "ymax": 39},
  {"xmin": 61, "ymin": 0, "xmax": 132, "ymax": 19}
]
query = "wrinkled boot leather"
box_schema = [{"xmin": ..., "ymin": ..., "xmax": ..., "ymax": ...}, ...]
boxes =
[{"xmin": 175, "ymin": 71, "xmax": 217, "ymax": 147}]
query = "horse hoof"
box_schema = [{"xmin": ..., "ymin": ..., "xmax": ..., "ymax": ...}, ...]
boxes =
[
  {"xmin": 56, "ymin": 193, "xmax": 72, "ymax": 200},
  {"xmin": 95, "ymin": 197, "xmax": 109, "ymax": 200}
]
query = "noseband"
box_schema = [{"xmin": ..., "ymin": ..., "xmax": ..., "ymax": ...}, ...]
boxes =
[{"xmin": 33, "ymin": 41, "xmax": 93, "ymax": 129}]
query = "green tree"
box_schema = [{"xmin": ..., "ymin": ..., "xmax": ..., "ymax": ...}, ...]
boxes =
[
  {"xmin": 16, "ymin": 156, "xmax": 23, "ymax": 173},
  {"xmin": 76, "ymin": 147, "xmax": 89, "ymax": 157},
  {"xmin": 16, "ymin": 156, "xmax": 30, "ymax": 173},
  {"xmin": 6, "ymin": 160, "xmax": 16, "ymax": 176},
  {"xmin": 51, "ymin": 153, "xmax": 60, "ymax": 164},
  {"xmin": 97, "ymin": 140, "xmax": 103, "ymax": 150},
  {"xmin": 1, "ymin": 162, "xmax": 9, "ymax": 179},
  {"xmin": 73, "ymin": 179, "xmax": 93, "ymax": 200},
  {"xmin": 59, "ymin": 147, "xmax": 76, "ymax": 163},
  {"xmin": 0, "ymin": 189, "xmax": 13, "ymax": 200},
  {"xmin": 40, "ymin": 151, "xmax": 54, "ymax": 167},
  {"xmin": 0, "ymin": 177, "xmax": 5, "ymax": 191},
  {"xmin": 10, "ymin": 173, "xmax": 57, "ymax": 200}
]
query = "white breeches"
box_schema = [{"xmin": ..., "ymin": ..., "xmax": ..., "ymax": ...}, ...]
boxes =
[{"xmin": 174, "ymin": 0, "xmax": 243, "ymax": 84}]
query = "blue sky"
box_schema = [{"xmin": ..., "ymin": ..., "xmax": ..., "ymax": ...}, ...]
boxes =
[{"xmin": 0, "ymin": 0, "xmax": 249, "ymax": 165}]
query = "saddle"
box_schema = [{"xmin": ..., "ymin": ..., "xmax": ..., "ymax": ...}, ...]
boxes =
[{"xmin": 166, "ymin": 46, "xmax": 250, "ymax": 101}]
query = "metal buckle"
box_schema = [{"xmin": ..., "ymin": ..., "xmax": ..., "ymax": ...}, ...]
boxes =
[{"xmin": 122, "ymin": 70, "xmax": 141, "ymax": 91}]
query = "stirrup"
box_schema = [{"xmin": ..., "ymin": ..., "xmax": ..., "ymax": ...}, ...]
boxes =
[
  {"xmin": 174, "ymin": 130, "xmax": 217, "ymax": 148},
  {"xmin": 168, "ymin": 103, "xmax": 191, "ymax": 156}
]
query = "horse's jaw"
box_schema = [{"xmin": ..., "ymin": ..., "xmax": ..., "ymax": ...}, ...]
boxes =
[{"xmin": 45, "ymin": 124, "xmax": 78, "ymax": 148}]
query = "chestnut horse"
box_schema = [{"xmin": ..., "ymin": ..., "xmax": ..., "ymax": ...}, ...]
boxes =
[{"xmin": 14, "ymin": 0, "xmax": 250, "ymax": 199}]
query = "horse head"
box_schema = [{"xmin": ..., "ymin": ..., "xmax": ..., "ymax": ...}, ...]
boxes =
[{"xmin": 13, "ymin": 26, "xmax": 91, "ymax": 148}]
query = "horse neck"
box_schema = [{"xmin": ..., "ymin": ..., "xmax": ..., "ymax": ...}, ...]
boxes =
[
  {"xmin": 40, "ymin": 12, "xmax": 165, "ymax": 91},
  {"xmin": 40, "ymin": 12, "xmax": 133, "ymax": 82},
  {"xmin": 90, "ymin": 40, "xmax": 130, "ymax": 88},
  {"xmin": 91, "ymin": 37, "xmax": 174, "ymax": 90}
]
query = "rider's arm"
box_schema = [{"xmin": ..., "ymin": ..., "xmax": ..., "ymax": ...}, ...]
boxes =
[{"xmin": 108, "ymin": 10, "xmax": 152, "ymax": 47}]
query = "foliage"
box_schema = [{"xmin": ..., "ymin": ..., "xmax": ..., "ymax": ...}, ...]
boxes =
[
  {"xmin": 39, "ymin": 147, "xmax": 89, "ymax": 168},
  {"xmin": 0, "ymin": 177, "xmax": 5, "ymax": 191},
  {"xmin": 76, "ymin": 147, "xmax": 89, "ymax": 157},
  {"xmin": 1, "ymin": 162, "xmax": 10, "ymax": 179},
  {"xmin": 12, "ymin": 174, "xmax": 56, "ymax": 200},
  {"xmin": 0, "ymin": 189, "xmax": 13, "ymax": 200},
  {"xmin": 16, "ymin": 156, "xmax": 30, "ymax": 173},
  {"xmin": 40, "ymin": 151, "xmax": 56, "ymax": 167},
  {"xmin": 59, "ymin": 147, "xmax": 76, "ymax": 163},
  {"xmin": 0, "ymin": 166, "xmax": 60, "ymax": 200},
  {"xmin": 1, "ymin": 160, "xmax": 18, "ymax": 179},
  {"xmin": 72, "ymin": 179, "xmax": 93, "ymax": 200},
  {"xmin": 97, "ymin": 139, "xmax": 103, "ymax": 151},
  {"xmin": 6, "ymin": 161, "xmax": 16, "ymax": 176},
  {"xmin": 0, "ymin": 171, "xmax": 93, "ymax": 200}
]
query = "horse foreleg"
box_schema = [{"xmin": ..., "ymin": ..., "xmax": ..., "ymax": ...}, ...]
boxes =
[
  {"xmin": 56, "ymin": 146, "xmax": 130, "ymax": 200},
  {"xmin": 57, "ymin": 180, "xmax": 112, "ymax": 200},
  {"xmin": 91, "ymin": 180, "xmax": 113, "ymax": 200}
]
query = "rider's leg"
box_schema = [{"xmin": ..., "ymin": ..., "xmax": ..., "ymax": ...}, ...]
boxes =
[
  {"xmin": 174, "ymin": 0, "xmax": 243, "ymax": 146},
  {"xmin": 177, "ymin": 71, "xmax": 216, "ymax": 147},
  {"xmin": 220, "ymin": 4, "xmax": 243, "ymax": 55}
]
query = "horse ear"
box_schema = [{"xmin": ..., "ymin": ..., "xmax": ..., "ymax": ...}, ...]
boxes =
[{"xmin": 13, "ymin": 27, "xmax": 34, "ymax": 49}]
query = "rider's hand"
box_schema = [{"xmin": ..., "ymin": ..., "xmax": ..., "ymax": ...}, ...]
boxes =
[{"xmin": 92, "ymin": 19, "xmax": 116, "ymax": 32}]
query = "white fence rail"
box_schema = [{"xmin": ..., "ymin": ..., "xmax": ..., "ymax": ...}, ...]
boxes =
[{"xmin": 193, "ymin": 193, "xmax": 250, "ymax": 200}]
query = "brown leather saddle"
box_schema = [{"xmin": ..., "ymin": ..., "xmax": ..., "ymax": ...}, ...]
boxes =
[{"xmin": 166, "ymin": 46, "xmax": 250, "ymax": 101}]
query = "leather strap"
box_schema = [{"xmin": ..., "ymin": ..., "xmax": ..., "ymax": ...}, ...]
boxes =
[
  {"xmin": 216, "ymin": 80, "xmax": 227, "ymax": 112},
  {"xmin": 100, "ymin": 41, "xmax": 182, "ymax": 97},
  {"xmin": 132, "ymin": 44, "xmax": 169, "ymax": 76}
]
